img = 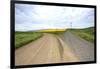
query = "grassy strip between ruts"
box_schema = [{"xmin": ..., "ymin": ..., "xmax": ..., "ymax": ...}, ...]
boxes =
[
  {"xmin": 68, "ymin": 27, "xmax": 94, "ymax": 43},
  {"xmin": 15, "ymin": 32, "xmax": 43, "ymax": 49}
]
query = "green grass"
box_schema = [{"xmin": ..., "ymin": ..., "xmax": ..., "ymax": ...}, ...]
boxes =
[
  {"xmin": 68, "ymin": 27, "xmax": 94, "ymax": 43},
  {"xmin": 15, "ymin": 32, "xmax": 43, "ymax": 49}
]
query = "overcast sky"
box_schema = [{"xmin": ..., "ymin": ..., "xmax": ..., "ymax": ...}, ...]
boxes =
[{"xmin": 15, "ymin": 4, "xmax": 94, "ymax": 31}]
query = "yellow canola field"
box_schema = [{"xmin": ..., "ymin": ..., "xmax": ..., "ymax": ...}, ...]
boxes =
[{"xmin": 38, "ymin": 29, "xmax": 66, "ymax": 32}]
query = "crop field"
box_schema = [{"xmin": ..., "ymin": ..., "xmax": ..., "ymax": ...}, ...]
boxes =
[
  {"xmin": 69, "ymin": 27, "xmax": 94, "ymax": 43},
  {"xmin": 15, "ymin": 32, "xmax": 43, "ymax": 49},
  {"xmin": 37, "ymin": 29, "xmax": 66, "ymax": 32}
]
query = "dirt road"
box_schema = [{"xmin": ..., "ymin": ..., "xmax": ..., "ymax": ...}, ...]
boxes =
[
  {"xmin": 60, "ymin": 32, "xmax": 94, "ymax": 62},
  {"xmin": 15, "ymin": 32, "xmax": 94, "ymax": 66},
  {"xmin": 15, "ymin": 33, "xmax": 79, "ymax": 65}
]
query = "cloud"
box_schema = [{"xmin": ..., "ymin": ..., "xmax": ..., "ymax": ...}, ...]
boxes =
[{"xmin": 15, "ymin": 4, "xmax": 94, "ymax": 31}]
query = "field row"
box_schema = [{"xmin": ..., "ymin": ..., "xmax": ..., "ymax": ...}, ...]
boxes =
[{"xmin": 15, "ymin": 32, "xmax": 43, "ymax": 49}]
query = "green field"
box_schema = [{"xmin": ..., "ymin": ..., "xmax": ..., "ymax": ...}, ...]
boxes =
[
  {"xmin": 69, "ymin": 27, "xmax": 94, "ymax": 43},
  {"xmin": 15, "ymin": 32, "xmax": 43, "ymax": 49}
]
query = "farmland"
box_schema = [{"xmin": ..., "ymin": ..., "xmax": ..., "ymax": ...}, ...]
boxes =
[
  {"xmin": 69, "ymin": 27, "xmax": 94, "ymax": 43},
  {"xmin": 15, "ymin": 32, "xmax": 43, "ymax": 49}
]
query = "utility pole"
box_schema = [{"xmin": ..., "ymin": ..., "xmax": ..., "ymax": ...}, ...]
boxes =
[{"xmin": 70, "ymin": 22, "xmax": 72, "ymax": 29}]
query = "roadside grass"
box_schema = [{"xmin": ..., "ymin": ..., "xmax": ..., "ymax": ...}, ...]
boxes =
[
  {"xmin": 68, "ymin": 27, "xmax": 94, "ymax": 43},
  {"xmin": 15, "ymin": 32, "xmax": 43, "ymax": 49}
]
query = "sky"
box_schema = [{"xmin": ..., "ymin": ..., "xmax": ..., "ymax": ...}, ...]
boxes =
[{"xmin": 15, "ymin": 4, "xmax": 94, "ymax": 31}]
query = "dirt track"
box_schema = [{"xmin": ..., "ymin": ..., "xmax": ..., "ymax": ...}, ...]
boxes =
[
  {"xmin": 15, "ymin": 33, "xmax": 79, "ymax": 65},
  {"xmin": 60, "ymin": 32, "xmax": 94, "ymax": 62}
]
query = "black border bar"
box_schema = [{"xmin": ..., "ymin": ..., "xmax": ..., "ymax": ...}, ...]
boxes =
[{"xmin": 12, "ymin": 0, "xmax": 96, "ymax": 8}]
